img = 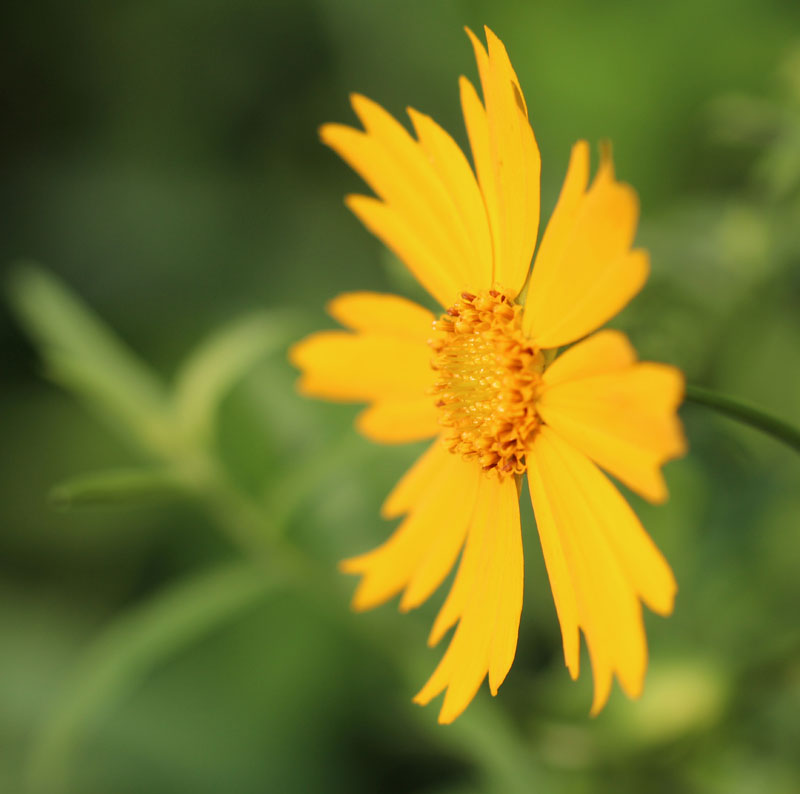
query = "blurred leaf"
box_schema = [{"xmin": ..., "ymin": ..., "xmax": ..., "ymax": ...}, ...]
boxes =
[
  {"xmin": 49, "ymin": 467, "xmax": 191, "ymax": 510},
  {"xmin": 173, "ymin": 311, "xmax": 293, "ymax": 445},
  {"xmin": 27, "ymin": 561, "xmax": 284, "ymax": 794},
  {"xmin": 6, "ymin": 264, "xmax": 176, "ymax": 455},
  {"xmin": 707, "ymin": 93, "xmax": 782, "ymax": 147},
  {"xmin": 615, "ymin": 658, "xmax": 729, "ymax": 747}
]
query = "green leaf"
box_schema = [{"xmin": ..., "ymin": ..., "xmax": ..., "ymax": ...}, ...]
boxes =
[
  {"xmin": 49, "ymin": 467, "xmax": 192, "ymax": 509},
  {"xmin": 6, "ymin": 264, "xmax": 175, "ymax": 456},
  {"xmin": 26, "ymin": 562, "xmax": 283, "ymax": 794},
  {"xmin": 172, "ymin": 311, "xmax": 293, "ymax": 444}
]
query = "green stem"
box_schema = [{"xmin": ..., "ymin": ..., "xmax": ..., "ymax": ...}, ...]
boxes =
[{"xmin": 684, "ymin": 384, "xmax": 800, "ymax": 453}]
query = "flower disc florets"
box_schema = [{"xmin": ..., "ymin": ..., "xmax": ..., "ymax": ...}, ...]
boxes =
[{"xmin": 430, "ymin": 289, "xmax": 545, "ymax": 477}]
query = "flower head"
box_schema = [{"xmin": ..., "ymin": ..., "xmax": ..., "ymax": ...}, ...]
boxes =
[{"xmin": 291, "ymin": 26, "xmax": 686, "ymax": 723}]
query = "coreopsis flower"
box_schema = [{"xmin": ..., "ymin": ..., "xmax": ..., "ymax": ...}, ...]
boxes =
[{"xmin": 291, "ymin": 26, "xmax": 686, "ymax": 723}]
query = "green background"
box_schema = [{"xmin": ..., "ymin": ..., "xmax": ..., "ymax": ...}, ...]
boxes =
[{"xmin": 2, "ymin": 1, "xmax": 800, "ymax": 792}]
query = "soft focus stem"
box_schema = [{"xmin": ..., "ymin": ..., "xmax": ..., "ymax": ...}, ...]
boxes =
[{"xmin": 685, "ymin": 384, "xmax": 800, "ymax": 453}]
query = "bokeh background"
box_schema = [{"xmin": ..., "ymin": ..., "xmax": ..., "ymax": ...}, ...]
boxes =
[{"xmin": 3, "ymin": 1, "xmax": 800, "ymax": 792}]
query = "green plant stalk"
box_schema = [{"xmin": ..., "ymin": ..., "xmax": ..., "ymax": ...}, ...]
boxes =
[{"xmin": 684, "ymin": 384, "xmax": 800, "ymax": 453}]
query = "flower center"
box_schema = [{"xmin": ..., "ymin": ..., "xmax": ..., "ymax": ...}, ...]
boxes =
[{"xmin": 430, "ymin": 289, "xmax": 544, "ymax": 477}]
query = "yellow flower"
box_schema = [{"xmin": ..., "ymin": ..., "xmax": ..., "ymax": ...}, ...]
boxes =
[{"xmin": 291, "ymin": 26, "xmax": 686, "ymax": 723}]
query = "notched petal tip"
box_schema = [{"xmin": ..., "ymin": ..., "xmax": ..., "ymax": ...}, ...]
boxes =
[
  {"xmin": 317, "ymin": 123, "xmax": 332, "ymax": 143},
  {"xmin": 319, "ymin": 121, "xmax": 347, "ymax": 145},
  {"xmin": 437, "ymin": 709, "xmax": 457, "ymax": 725},
  {"xmin": 572, "ymin": 138, "xmax": 591, "ymax": 157},
  {"xmin": 648, "ymin": 571, "xmax": 678, "ymax": 618},
  {"xmin": 589, "ymin": 695, "xmax": 610, "ymax": 718},
  {"xmin": 343, "ymin": 192, "xmax": 367, "ymax": 210},
  {"xmin": 411, "ymin": 692, "xmax": 427, "ymax": 706},
  {"xmin": 293, "ymin": 376, "xmax": 316, "ymax": 398},
  {"xmin": 349, "ymin": 92, "xmax": 380, "ymax": 126},
  {"xmin": 645, "ymin": 479, "xmax": 669, "ymax": 506},
  {"xmin": 426, "ymin": 629, "xmax": 441, "ymax": 648},
  {"xmin": 464, "ymin": 26, "xmax": 488, "ymax": 69},
  {"xmin": 598, "ymin": 139, "xmax": 615, "ymax": 176},
  {"xmin": 350, "ymin": 592, "xmax": 379, "ymax": 613},
  {"xmin": 286, "ymin": 339, "xmax": 305, "ymax": 369},
  {"xmin": 338, "ymin": 556, "xmax": 363, "ymax": 575},
  {"xmin": 339, "ymin": 558, "xmax": 381, "ymax": 613},
  {"xmin": 618, "ymin": 667, "xmax": 646, "ymax": 702}
]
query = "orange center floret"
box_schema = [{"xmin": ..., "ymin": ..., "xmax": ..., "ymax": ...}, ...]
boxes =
[{"xmin": 430, "ymin": 289, "xmax": 545, "ymax": 477}]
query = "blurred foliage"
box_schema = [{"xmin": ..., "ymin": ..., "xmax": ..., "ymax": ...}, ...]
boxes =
[{"xmin": 2, "ymin": 1, "xmax": 800, "ymax": 793}]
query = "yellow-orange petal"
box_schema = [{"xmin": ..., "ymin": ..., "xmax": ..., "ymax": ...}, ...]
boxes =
[
  {"xmin": 525, "ymin": 454, "xmax": 581, "ymax": 680},
  {"xmin": 407, "ymin": 107, "xmax": 493, "ymax": 289},
  {"xmin": 356, "ymin": 399, "xmax": 439, "ymax": 444},
  {"xmin": 541, "ymin": 327, "xmax": 635, "ymax": 386},
  {"xmin": 327, "ymin": 292, "xmax": 435, "ymax": 342},
  {"xmin": 522, "ymin": 140, "xmax": 590, "ymax": 339},
  {"xmin": 523, "ymin": 146, "xmax": 647, "ymax": 349},
  {"xmin": 427, "ymin": 473, "xmax": 489, "ymax": 647},
  {"xmin": 321, "ymin": 89, "xmax": 491, "ymax": 305},
  {"xmin": 484, "ymin": 27, "xmax": 540, "ymax": 295},
  {"xmin": 289, "ymin": 331, "xmax": 433, "ymax": 402},
  {"xmin": 414, "ymin": 474, "xmax": 522, "ymax": 723},
  {"xmin": 459, "ymin": 74, "xmax": 500, "ymax": 280},
  {"xmin": 321, "ymin": 126, "xmax": 463, "ymax": 304},
  {"xmin": 381, "ymin": 440, "xmax": 450, "ymax": 520},
  {"xmin": 464, "ymin": 27, "xmax": 540, "ymax": 297},
  {"xmin": 538, "ymin": 331, "xmax": 687, "ymax": 503},
  {"xmin": 340, "ymin": 452, "xmax": 481, "ymax": 612},
  {"xmin": 344, "ymin": 194, "xmax": 460, "ymax": 308},
  {"xmin": 350, "ymin": 94, "xmax": 479, "ymax": 284},
  {"xmin": 527, "ymin": 427, "xmax": 676, "ymax": 714}
]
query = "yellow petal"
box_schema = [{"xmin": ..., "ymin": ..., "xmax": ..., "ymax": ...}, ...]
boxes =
[
  {"xmin": 321, "ymin": 91, "xmax": 489, "ymax": 306},
  {"xmin": 381, "ymin": 440, "xmax": 450, "ymax": 520},
  {"xmin": 522, "ymin": 141, "xmax": 590, "ymax": 339},
  {"xmin": 525, "ymin": 460, "xmax": 581, "ymax": 679},
  {"xmin": 327, "ymin": 292, "xmax": 435, "ymax": 342},
  {"xmin": 399, "ymin": 464, "xmax": 481, "ymax": 611},
  {"xmin": 538, "ymin": 331, "xmax": 687, "ymax": 503},
  {"xmin": 407, "ymin": 107, "xmax": 493, "ymax": 289},
  {"xmin": 356, "ymin": 399, "xmax": 439, "ymax": 444},
  {"xmin": 541, "ymin": 328, "xmax": 635, "ymax": 386},
  {"xmin": 464, "ymin": 27, "xmax": 540, "ymax": 297},
  {"xmin": 459, "ymin": 74, "xmax": 501, "ymax": 280},
  {"xmin": 289, "ymin": 331, "xmax": 433, "ymax": 402},
  {"xmin": 340, "ymin": 453, "xmax": 481, "ymax": 612},
  {"xmin": 351, "ymin": 95, "xmax": 477, "ymax": 282},
  {"xmin": 427, "ymin": 474, "xmax": 489, "ymax": 646},
  {"xmin": 543, "ymin": 429, "xmax": 678, "ymax": 619},
  {"xmin": 321, "ymin": 121, "xmax": 463, "ymax": 292},
  {"xmin": 528, "ymin": 427, "xmax": 676, "ymax": 714},
  {"xmin": 344, "ymin": 194, "xmax": 460, "ymax": 308},
  {"xmin": 414, "ymin": 475, "xmax": 523, "ymax": 723},
  {"xmin": 523, "ymin": 147, "xmax": 647, "ymax": 349},
  {"xmin": 487, "ymin": 478, "xmax": 524, "ymax": 695}
]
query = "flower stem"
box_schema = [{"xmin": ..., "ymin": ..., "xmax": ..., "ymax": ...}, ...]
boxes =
[{"xmin": 684, "ymin": 384, "xmax": 800, "ymax": 453}]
